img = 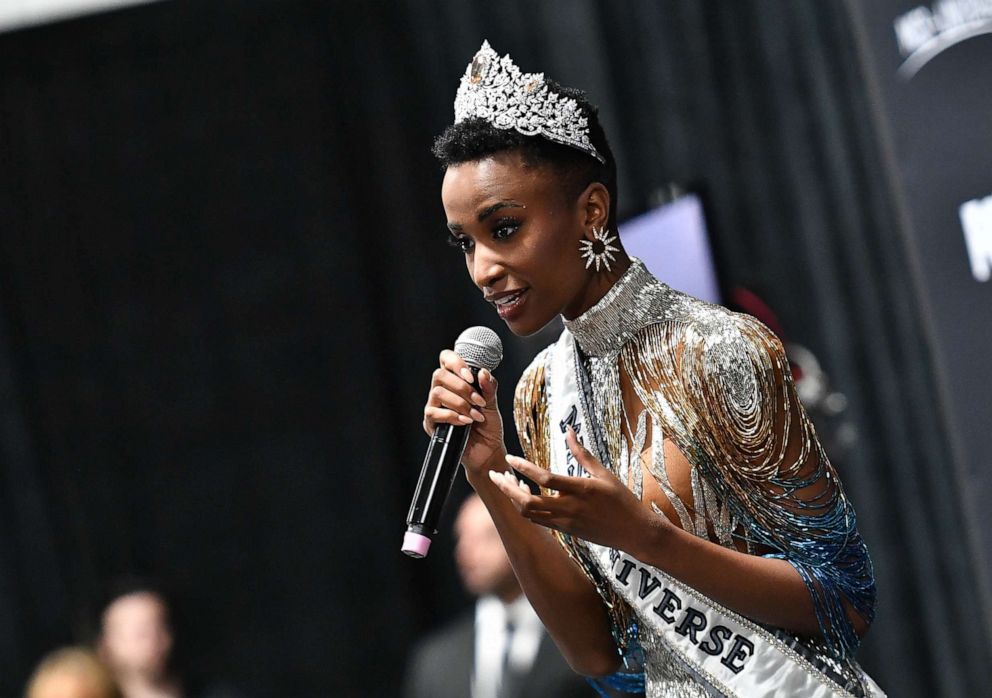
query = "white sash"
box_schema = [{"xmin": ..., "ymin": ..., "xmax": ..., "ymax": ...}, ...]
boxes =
[{"xmin": 546, "ymin": 331, "xmax": 884, "ymax": 698}]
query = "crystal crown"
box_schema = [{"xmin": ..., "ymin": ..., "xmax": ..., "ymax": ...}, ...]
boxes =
[{"xmin": 453, "ymin": 41, "xmax": 605, "ymax": 164}]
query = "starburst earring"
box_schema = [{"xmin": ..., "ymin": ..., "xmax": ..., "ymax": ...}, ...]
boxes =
[{"xmin": 579, "ymin": 226, "xmax": 620, "ymax": 272}]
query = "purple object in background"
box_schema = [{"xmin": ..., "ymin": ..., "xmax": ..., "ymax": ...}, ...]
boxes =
[{"xmin": 618, "ymin": 194, "xmax": 722, "ymax": 304}]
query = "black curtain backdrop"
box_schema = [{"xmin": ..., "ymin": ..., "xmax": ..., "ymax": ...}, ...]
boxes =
[{"xmin": 0, "ymin": 1, "xmax": 987, "ymax": 696}]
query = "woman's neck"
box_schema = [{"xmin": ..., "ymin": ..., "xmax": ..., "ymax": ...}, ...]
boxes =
[
  {"xmin": 562, "ymin": 256, "xmax": 668, "ymax": 358},
  {"xmin": 562, "ymin": 251, "xmax": 632, "ymax": 321}
]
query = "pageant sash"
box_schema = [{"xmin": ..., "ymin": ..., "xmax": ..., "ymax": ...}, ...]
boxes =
[{"xmin": 546, "ymin": 331, "xmax": 885, "ymax": 698}]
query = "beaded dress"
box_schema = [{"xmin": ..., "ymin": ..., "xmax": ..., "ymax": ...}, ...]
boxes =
[{"xmin": 513, "ymin": 259, "xmax": 876, "ymax": 697}]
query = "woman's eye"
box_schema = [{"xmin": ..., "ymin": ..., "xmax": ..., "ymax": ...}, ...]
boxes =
[
  {"xmin": 492, "ymin": 219, "xmax": 520, "ymax": 240},
  {"xmin": 446, "ymin": 233, "xmax": 474, "ymax": 253}
]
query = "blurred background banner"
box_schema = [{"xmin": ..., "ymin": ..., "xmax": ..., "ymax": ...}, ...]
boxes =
[
  {"xmin": 0, "ymin": 1, "xmax": 989, "ymax": 696},
  {"xmin": 852, "ymin": 0, "xmax": 992, "ymax": 652}
]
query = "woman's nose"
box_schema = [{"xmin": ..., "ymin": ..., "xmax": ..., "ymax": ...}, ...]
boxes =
[{"xmin": 471, "ymin": 245, "xmax": 506, "ymax": 289}]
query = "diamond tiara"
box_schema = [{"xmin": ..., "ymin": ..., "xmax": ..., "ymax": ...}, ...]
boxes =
[{"xmin": 453, "ymin": 40, "xmax": 606, "ymax": 164}]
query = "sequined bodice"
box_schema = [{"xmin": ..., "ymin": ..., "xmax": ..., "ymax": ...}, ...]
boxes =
[
  {"xmin": 562, "ymin": 260, "xmax": 739, "ymax": 548},
  {"xmin": 514, "ymin": 258, "xmax": 876, "ymax": 697},
  {"xmin": 563, "ymin": 261, "xmax": 736, "ymax": 697},
  {"xmin": 564, "ymin": 258, "xmax": 673, "ymax": 359}
]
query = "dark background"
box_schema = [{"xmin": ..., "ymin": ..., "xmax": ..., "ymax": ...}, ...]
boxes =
[
  {"xmin": 853, "ymin": 0, "xmax": 992, "ymax": 644},
  {"xmin": 0, "ymin": 1, "xmax": 989, "ymax": 696}
]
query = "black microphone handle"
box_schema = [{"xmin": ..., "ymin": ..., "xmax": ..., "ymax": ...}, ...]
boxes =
[{"xmin": 402, "ymin": 368, "xmax": 478, "ymax": 558}]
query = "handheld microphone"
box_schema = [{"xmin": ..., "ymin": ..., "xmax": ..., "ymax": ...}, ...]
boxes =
[{"xmin": 402, "ymin": 326, "xmax": 503, "ymax": 558}]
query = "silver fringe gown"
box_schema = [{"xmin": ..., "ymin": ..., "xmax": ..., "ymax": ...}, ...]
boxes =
[{"xmin": 513, "ymin": 259, "xmax": 876, "ymax": 697}]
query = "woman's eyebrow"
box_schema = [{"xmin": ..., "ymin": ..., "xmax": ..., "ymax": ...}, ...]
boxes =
[
  {"xmin": 477, "ymin": 201, "xmax": 525, "ymax": 221},
  {"xmin": 447, "ymin": 201, "xmax": 526, "ymax": 230}
]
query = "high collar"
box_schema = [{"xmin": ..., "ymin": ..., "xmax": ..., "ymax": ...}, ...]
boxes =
[{"xmin": 562, "ymin": 257, "xmax": 666, "ymax": 359}]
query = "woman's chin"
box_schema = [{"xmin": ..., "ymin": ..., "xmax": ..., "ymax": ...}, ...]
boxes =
[{"xmin": 502, "ymin": 310, "xmax": 556, "ymax": 337}]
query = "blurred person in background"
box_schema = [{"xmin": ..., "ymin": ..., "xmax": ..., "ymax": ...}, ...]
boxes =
[
  {"xmin": 97, "ymin": 580, "xmax": 241, "ymax": 698},
  {"xmin": 25, "ymin": 646, "xmax": 120, "ymax": 698},
  {"xmin": 98, "ymin": 583, "xmax": 181, "ymax": 698},
  {"xmin": 404, "ymin": 493, "xmax": 597, "ymax": 698}
]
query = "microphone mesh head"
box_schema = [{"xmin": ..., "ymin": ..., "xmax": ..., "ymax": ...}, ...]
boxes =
[{"xmin": 454, "ymin": 326, "xmax": 503, "ymax": 371}]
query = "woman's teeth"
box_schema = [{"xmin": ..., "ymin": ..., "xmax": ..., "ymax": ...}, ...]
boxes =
[{"xmin": 495, "ymin": 291, "xmax": 524, "ymax": 306}]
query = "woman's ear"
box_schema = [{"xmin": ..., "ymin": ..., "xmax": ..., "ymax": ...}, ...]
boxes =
[{"xmin": 579, "ymin": 182, "xmax": 611, "ymax": 232}]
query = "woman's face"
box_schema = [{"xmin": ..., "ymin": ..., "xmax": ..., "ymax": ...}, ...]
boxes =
[{"xmin": 441, "ymin": 151, "xmax": 597, "ymax": 336}]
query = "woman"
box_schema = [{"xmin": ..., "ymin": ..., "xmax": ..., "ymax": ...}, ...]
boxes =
[{"xmin": 423, "ymin": 41, "xmax": 881, "ymax": 697}]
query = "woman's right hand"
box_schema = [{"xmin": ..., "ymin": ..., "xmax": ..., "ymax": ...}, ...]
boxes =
[{"xmin": 423, "ymin": 349, "xmax": 506, "ymax": 477}]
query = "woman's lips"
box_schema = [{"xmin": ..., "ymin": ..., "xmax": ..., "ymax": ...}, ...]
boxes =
[{"xmin": 490, "ymin": 288, "xmax": 529, "ymax": 320}]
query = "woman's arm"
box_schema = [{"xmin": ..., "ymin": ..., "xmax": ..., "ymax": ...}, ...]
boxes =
[
  {"xmin": 422, "ymin": 349, "xmax": 620, "ymax": 676},
  {"xmin": 493, "ymin": 428, "xmax": 867, "ymax": 641},
  {"xmin": 469, "ymin": 460, "xmax": 622, "ymax": 676},
  {"xmin": 632, "ymin": 445, "xmax": 869, "ymax": 639}
]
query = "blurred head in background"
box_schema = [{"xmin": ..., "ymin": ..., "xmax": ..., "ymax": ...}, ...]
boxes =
[
  {"xmin": 25, "ymin": 647, "xmax": 120, "ymax": 698},
  {"xmin": 97, "ymin": 582, "xmax": 180, "ymax": 698},
  {"xmin": 454, "ymin": 494, "xmax": 520, "ymax": 602}
]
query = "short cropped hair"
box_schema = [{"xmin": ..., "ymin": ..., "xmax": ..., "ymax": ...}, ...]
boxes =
[{"xmin": 432, "ymin": 82, "xmax": 618, "ymax": 230}]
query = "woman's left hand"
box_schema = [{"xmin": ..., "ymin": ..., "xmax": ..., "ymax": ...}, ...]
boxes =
[{"xmin": 489, "ymin": 426, "xmax": 668, "ymax": 555}]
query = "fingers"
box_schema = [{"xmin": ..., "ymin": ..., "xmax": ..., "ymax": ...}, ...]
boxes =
[
  {"xmin": 565, "ymin": 426, "xmax": 607, "ymax": 476},
  {"xmin": 504, "ymin": 454, "xmax": 554, "ymax": 488},
  {"xmin": 489, "ymin": 469, "xmax": 532, "ymax": 495},
  {"xmin": 439, "ymin": 349, "xmax": 476, "ymax": 385},
  {"xmin": 428, "ymin": 382, "xmax": 486, "ymax": 422},
  {"xmin": 439, "ymin": 351, "xmax": 498, "ymax": 405},
  {"xmin": 424, "ymin": 352, "xmax": 487, "ymax": 428},
  {"xmin": 423, "ymin": 406, "xmax": 474, "ymax": 434},
  {"xmin": 478, "ymin": 368, "xmax": 499, "ymax": 407},
  {"xmin": 436, "ymin": 356, "xmax": 486, "ymax": 404},
  {"xmin": 488, "ymin": 470, "xmax": 578, "ymax": 534},
  {"xmin": 488, "ymin": 469, "xmax": 555, "ymax": 514},
  {"xmin": 423, "ymin": 349, "xmax": 499, "ymax": 437},
  {"xmin": 505, "ymin": 454, "xmax": 585, "ymax": 494}
]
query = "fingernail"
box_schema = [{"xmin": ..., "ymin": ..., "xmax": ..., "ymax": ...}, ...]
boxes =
[
  {"xmin": 458, "ymin": 414, "xmax": 473, "ymax": 424},
  {"xmin": 518, "ymin": 479, "xmax": 529, "ymax": 492},
  {"xmin": 470, "ymin": 409, "xmax": 485, "ymax": 422},
  {"xmin": 471, "ymin": 393, "xmax": 486, "ymax": 407},
  {"xmin": 505, "ymin": 454, "xmax": 518, "ymax": 465},
  {"xmin": 460, "ymin": 368, "xmax": 474, "ymax": 383},
  {"xmin": 488, "ymin": 470, "xmax": 500, "ymax": 485}
]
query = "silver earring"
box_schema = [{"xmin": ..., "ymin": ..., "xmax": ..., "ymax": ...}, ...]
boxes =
[{"xmin": 579, "ymin": 226, "xmax": 620, "ymax": 272}]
